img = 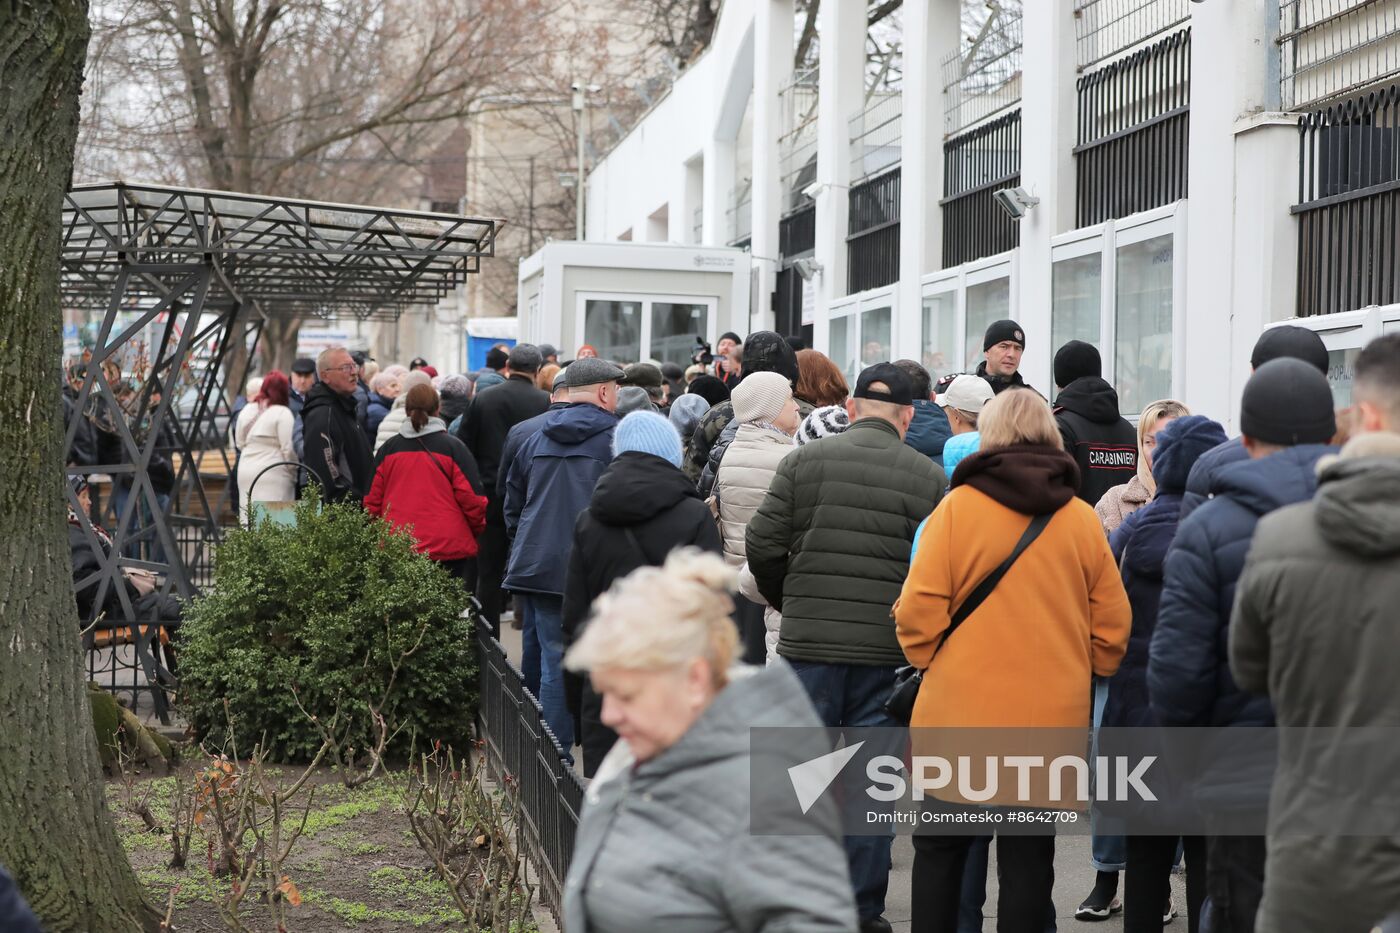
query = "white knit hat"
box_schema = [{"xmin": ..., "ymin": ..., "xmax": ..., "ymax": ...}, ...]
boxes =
[
  {"xmin": 796, "ymin": 405, "xmax": 851, "ymax": 446},
  {"xmin": 731, "ymin": 371, "xmax": 793, "ymax": 424}
]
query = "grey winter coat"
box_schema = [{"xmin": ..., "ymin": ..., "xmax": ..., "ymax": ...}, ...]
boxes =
[
  {"xmin": 1230, "ymin": 432, "xmax": 1400, "ymax": 933},
  {"xmin": 562, "ymin": 661, "xmax": 858, "ymax": 933}
]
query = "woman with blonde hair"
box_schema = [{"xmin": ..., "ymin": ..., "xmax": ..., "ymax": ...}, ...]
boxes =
[
  {"xmin": 563, "ymin": 549, "xmax": 857, "ymax": 933},
  {"xmin": 1094, "ymin": 399, "xmax": 1191, "ymax": 536},
  {"xmin": 894, "ymin": 387, "xmax": 1131, "ymax": 933}
]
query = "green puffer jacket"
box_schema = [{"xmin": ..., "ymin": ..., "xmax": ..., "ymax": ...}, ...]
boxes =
[{"xmin": 745, "ymin": 418, "xmax": 947, "ymax": 666}]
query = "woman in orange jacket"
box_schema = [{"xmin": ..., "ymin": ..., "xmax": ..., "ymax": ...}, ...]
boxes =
[{"xmin": 894, "ymin": 387, "xmax": 1131, "ymax": 933}]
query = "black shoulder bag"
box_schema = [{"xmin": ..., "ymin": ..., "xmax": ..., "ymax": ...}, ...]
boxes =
[{"xmin": 884, "ymin": 512, "xmax": 1053, "ymax": 725}]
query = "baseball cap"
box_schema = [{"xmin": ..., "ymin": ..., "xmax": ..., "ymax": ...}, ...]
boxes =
[
  {"xmin": 410, "ymin": 356, "xmax": 430, "ymax": 369},
  {"xmin": 564, "ymin": 357, "xmax": 626, "ymax": 388},
  {"xmin": 291, "ymin": 357, "xmax": 316, "ymax": 375},
  {"xmin": 539, "ymin": 343, "xmax": 559, "ymax": 360},
  {"xmin": 936, "ymin": 374, "xmax": 995, "ymax": 413},
  {"xmin": 853, "ymin": 362, "xmax": 914, "ymax": 406},
  {"xmin": 350, "ymin": 350, "xmax": 374, "ymax": 366}
]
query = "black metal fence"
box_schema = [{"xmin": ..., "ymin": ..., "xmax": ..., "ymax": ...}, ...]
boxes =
[
  {"xmin": 1295, "ymin": 84, "xmax": 1400, "ymax": 317},
  {"xmin": 780, "ymin": 204, "xmax": 816, "ymax": 258},
  {"xmin": 847, "ymin": 167, "xmax": 901, "ymax": 294},
  {"xmin": 942, "ymin": 109, "xmax": 1022, "ymax": 267},
  {"xmin": 475, "ymin": 621, "xmax": 585, "ymax": 919},
  {"xmin": 1074, "ymin": 27, "xmax": 1190, "ymax": 227}
]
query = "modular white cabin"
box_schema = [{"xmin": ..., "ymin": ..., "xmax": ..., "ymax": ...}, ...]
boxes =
[{"xmin": 517, "ymin": 241, "xmax": 752, "ymax": 366}]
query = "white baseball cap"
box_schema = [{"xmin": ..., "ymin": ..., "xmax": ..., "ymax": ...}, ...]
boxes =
[{"xmin": 935, "ymin": 374, "xmax": 995, "ymax": 413}]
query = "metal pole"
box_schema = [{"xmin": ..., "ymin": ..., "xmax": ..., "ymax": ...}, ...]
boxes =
[{"xmin": 574, "ymin": 81, "xmax": 586, "ymax": 240}]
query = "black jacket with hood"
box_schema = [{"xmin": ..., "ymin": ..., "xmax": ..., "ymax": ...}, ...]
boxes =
[
  {"xmin": 561, "ymin": 451, "xmax": 722, "ymax": 775},
  {"xmin": 301, "ymin": 381, "xmax": 374, "ymax": 503},
  {"xmin": 1053, "ymin": 376, "xmax": 1138, "ymax": 506},
  {"xmin": 683, "ymin": 331, "xmax": 800, "ymax": 482}
]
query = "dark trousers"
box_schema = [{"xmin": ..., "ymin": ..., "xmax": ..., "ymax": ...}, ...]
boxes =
[
  {"xmin": 1125, "ymin": 835, "xmax": 1206, "ymax": 932},
  {"xmin": 788, "ymin": 660, "xmax": 899, "ymax": 922},
  {"xmin": 1204, "ymin": 835, "xmax": 1265, "ymax": 933},
  {"xmin": 474, "ymin": 513, "xmax": 508, "ymax": 637},
  {"xmin": 913, "ymin": 830, "xmax": 1055, "ymax": 933},
  {"xmin": 731, "ymin": 595, "xmax": 767, "ymax": 665},
  {"xmin": 435, "ymin": 556, "xmax": 478, "ymax": 596}
]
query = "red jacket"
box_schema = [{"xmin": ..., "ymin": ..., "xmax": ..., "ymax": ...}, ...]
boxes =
[{"xmin": 365, "ymin": 423, "xmax": 488, "ymax": 560}]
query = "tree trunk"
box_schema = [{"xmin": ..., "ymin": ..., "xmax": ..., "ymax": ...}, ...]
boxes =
[
  {"xmin": 0, "ymin": 4, "xmax": 160, "ymax": 931},
  {"xmin": 263, "ymin": 315, "xmax": 304, "ymax": 376}
]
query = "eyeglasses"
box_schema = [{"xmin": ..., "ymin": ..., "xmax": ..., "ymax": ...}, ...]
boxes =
[{"xmin": 325, "ymin": 363, "xmax": 358, "ymax": 374}]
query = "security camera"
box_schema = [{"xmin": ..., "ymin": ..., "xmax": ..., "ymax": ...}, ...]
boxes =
[
  {"xmin": 992, "ymin": 186, "xmax": 1040, "ymax": 220},
  {"xmin": 801, "ymin": 181, "xmax": 823, "ymax": 201},
  {"xmin": 793, "ymin": 257, "xmax": 824, "ymax": 281}
]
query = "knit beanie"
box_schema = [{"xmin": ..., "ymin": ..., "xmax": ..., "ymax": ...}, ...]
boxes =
[
  {"xmin": 613, "ymin": 411, "xmax": 683, "ymax": 467},
  {"xmin": 796, "ymin": 405, "xmax": 851, "ymax": 446},
  {"xmin": 1053, "ymin": 340, "xmax": 1102, "ymax": 388},
  {"xmin": 669, "ymin": 393, "xmax": 710, "ymax": 436},
  {"xmin": 738, "ymin": 331, "xmax": 800, "ymax": 388},
  {"xmin": 732, "ymin": 371, "xmax": 793, "ymax": 424},
  {"xmin": 1251, "ymin": 325, "xmax": 1329, "ymax": 375},
  {"xmin": 983, "ymin": 319, "xmax": 1026, "ymax": 352},
  {"xmin": 615, "ymin": 386, "xmax": 656, "ymax": 417},
  {"xmin": 687, "ymin": 374, "xmax": 731, "ymax": 406},
  {"xmin": 1151, "ymin": 415, "xmax": 1228, "ymax": 494},
  {"xmin": 1240, "ymin": 357, "xmax": 1336, "ymax": 446}
]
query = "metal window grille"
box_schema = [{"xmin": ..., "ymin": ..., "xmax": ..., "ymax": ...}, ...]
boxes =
[
  {"xmin": 728, "ymin": 180, "xmax": 753, "ymax": 245},
  {"xmin": 1295, "ymin": 84, "xmax": 1400, "ymax": 315},
  {"xmin": 780, "ymin": 204, "xmax": 817, "ymax": 258},
  {"xmin": 941, "ymin": 109, "xmax": 1022, "ymax": 267},
  {"xmin": 1074, "ymin": 27, "xmax": 1191, "ymax": 227},
  {"xmin": 475, "ymin": 621, "xmax": 585, "ymax": 920},
  {"xmin": 1280, "ymin": 0, "xmax": 1400, "ymax": 111},
  {"xmin": 847, "ymin": 167, "xmax": 901, "ymax": 293},
  {"xmin": 849, "ymin": 91, "xmax": 903, "ymax": 181},
  {"xmin": 780, "ymin": 68, "xmax": 820, "ymax": 213},
  {"xmin": 1074, "ymin": 0, "xmax": 1191, "ymax": 71},
  {"xmin": 942, "ymin": 4, "xmax": 1023, "ymax": 136}
]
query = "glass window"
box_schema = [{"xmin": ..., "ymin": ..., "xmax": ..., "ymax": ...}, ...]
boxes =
[
  {"xmin": 1115, "ymin": 234, "xmax": 1174, "ymax": 414},
  {"xmin": 965, "ymin": 277, "xmax": 1011, "ymax": 370},
  {"xmin": 1326, "ymin": 347, "xmax": 1359, "ymax": 407},
  {"xmin": 583, "ymin": 299, "xmax": 642, "ymax": 363},
  {"xmin": 860, "ymin": 306, "xmax": 892, "ymax": 366},
  {"xmin": 829, "ymin": 314, "xmax": 856, "ymax": 385},
  {"xmin": 651, "ymin": 302, "xmax": 709, "ymax": 367},
  {"xmin": 921, "ymin": 292, "xmax": 957, "ymax": 383},
  {"xmin": 1052, "ymin": 254, "xmax": 1102, "ymax": 365}
]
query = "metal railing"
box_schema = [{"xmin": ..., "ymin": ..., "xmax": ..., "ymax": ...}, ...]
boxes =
[
  {"xmin": 1074, "ymin": 27, "xmax": 1191, "ymax": 226},
  {"xmin": 728, "ymin": 180, "xmax": 753, "ymax": 245},
  {"xmin": 847, "ymin": 167, "xmax": 901, "ymax": 293},
  {"xmin": 942, "ymin": 109, "xmax": 1022, "ymax": 267},
  {"xmin": 849, "ymin": 91, "xmax": 902, "ymax": 181},
  {"xmin": 780, "ymin": 68, "xmax": 820, "ymax": 213},
  {"xmin": 1074, "ymin": 0, "xmax": 1192, "ymax": 70},
  {"xmin": 1280, "ymin": 0, "xmax": 1400, "ymax": 111},
  {"xmin": 475, "ymin": 621, "xmax": 585, "ymax": 919},
  {"xmin": 1294, "ymin": 82, "xmax": 1400, "ymax": 315},
  {"xmin": 780, "ymin": 204, "xmax": 816, "ymax": 258},
  {"xmin": 942, "ymin": 3, "xmax": 1023, "ymax": 135}
]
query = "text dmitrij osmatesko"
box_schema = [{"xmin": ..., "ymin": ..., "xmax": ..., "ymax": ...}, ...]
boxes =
[
  {"xmin": 864, "ymin": 755, "xmax": 1158, "ymax": 803},
  {"xmin": 866, "ymin": 810, "xmax": 1082, "ymax": 826}
]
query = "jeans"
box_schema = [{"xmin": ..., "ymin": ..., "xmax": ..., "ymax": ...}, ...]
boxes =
[
  {"xmin": 519, "ymin": 592, "xmax": 572, "ymax": 759},
  {"xmin": 787, "ymin": 660, "xmax": 899, "ymax": 922},
  {"xmin": 111, "ymin": 484, "xmax": 171, "ymax": 564},
  {"xmin": 1090, "ymin": 677, "xmax": 1127, "ymax": 871}
]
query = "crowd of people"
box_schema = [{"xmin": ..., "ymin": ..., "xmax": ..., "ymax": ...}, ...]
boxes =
[{"xmin": 64, "ymin": 316, "xmax": 1400, "ymax": 933}]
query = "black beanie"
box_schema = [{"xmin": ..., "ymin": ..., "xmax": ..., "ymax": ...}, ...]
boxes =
[
  {"xmin": 1239, "ymin": 358, "xmax": 1336, "ymax": 446},
  {"xmin": 983, "ymin": 319, "xmax": 1026, "ymax": 352},
  {"xmin": 738, "ymin": 330, "xmax": 800, "ymax": 389},
  {"xmin": 1053, "ymin": 340, "xmax": 1102, "ymax": 388},
  {"xmin": 687, "ymin": 374, "xmax": 731, "ymax": 406},
  {"xmin": 1251, "ymin": 325, "xmax": 1329, "ymax": 375}
]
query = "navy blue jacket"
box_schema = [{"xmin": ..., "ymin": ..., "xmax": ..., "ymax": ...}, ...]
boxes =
[
  {"xmin": 503, "ymin": 402, "xmax": 618, "ymax": 595},
  {"xmin": 497, "ymin": 401, "xmax": 570, "ymax": 500},
  {"xmin": 904, "ymin": 399, "xmax": 952, "ymax": 461},
  {"xmin": 1150, "ymin": 444, "xmax": 1334, "ymax": 732},
  {"xmin": 366, "ymin": 392, "xmax": 392, "ymax": 439},
  {"xmin": 1178, "ymin": 436, "xmax": 1247, "ymax": 522},
  {"xmin": 0, "ymin": 867, "xmax": 41, "ymax": 933}
]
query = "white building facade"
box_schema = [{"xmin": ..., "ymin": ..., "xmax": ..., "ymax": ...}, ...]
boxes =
[{"xmin": 577, "ymin": 0, "xmax": 1400, "ymax": 430}]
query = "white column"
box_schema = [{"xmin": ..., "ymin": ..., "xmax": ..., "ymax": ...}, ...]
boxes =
[
  {"xmin": 898, "ymin": 0, "xmax": 961, "ymax": 358},
  {"xmin": 1015, "ymin": 0, "xmax": 1078, "ymax": 392},
  {"xmin": 813, "ymin": 0, "xmax": 866, "ymax": 323},
  {"xmin": 751, "ymin": 0, "xmax": 795, "ymax": 332},
  {"xmin": 1184, "ymin": 0, "xmax": 1281, "ymax": 430},
  {"xmin": 702, "ymin": 138, "xmax": 735, "ymax": 245}
]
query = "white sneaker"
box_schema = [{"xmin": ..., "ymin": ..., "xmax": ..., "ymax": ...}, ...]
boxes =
[{"xmin": 1163, "ymin": 896, "xmax": 1177, "ymax": 924}]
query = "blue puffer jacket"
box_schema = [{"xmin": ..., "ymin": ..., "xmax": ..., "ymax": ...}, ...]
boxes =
[
  {"xmin": 1102, "ymin": 417, "xmax": 1227, "ymax": 731},
  {"xmin": 904, "ymin": 399, "xmax": 952, "ymax": 461},
  {"xmin": 503, "ymin": 402, "xmax": 618, "ymax": 595},
  {"xmin": 1150, "ymin": 442, "xmax": 1334, "ymax": 732},
  {"xmin": 1178, "ymin": 436, "xmax": 1247, "ymax": 522}
]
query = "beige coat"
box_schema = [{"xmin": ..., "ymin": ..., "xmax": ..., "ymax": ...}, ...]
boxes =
[
  {"xmin": 713, "ymin": 423, "xmax": 794, "ymax": 567},
  {"xmin": 1094, "ymin": 473, "xmax": 1152, "ymax": 535}
]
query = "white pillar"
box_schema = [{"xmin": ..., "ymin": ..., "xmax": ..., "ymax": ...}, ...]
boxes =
[
  {"xmin": 813, "ymin": 0, "xmax": 865, "ymax": 328},
  {"xmin": 1016, "ymin": 0, "xmax": 1078, "ymax": 391},
  {"xmin": 751, "ymin": 0, "xmax": 795, "ymax": 332},
  {"xmin": 1185, "ymin": 0, "xmax": 1282, "ymax": 430},
  {"xmin": 702, "ymin": 138, "xmax": 735, "ymax": 246},
  {"xmin": 898, "ymin": 0, "xmax": 961, "ymax": 359}
]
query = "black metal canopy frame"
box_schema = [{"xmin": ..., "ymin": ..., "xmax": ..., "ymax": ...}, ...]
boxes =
[{"xmin": 61, "ymin": 181, "xmax": 499, "ymax": 719}]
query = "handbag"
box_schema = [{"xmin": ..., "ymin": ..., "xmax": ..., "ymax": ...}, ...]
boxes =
[{"xmin": 884, "ymin": 511, "xmax": 1053, "ymax": 725}]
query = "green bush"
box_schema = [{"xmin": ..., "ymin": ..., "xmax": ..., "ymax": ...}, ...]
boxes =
[{"xmin": 179, "ymin": 493, "xmax": 476, "ymax": 762}]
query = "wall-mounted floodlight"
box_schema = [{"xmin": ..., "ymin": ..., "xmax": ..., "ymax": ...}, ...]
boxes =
[{"xmin": 992, "ymin": 186, "xmax": 1040, "ymax": 220}]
